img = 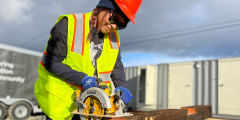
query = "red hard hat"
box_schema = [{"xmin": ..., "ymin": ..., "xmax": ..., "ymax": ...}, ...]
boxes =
[{"xmin": 114, "ymin": 0, "xmax": 142, "ymax": 24}]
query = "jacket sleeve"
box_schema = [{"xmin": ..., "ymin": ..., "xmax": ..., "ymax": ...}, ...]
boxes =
[
  {"xmin": 110, "ymin": 50, "xmax": 128, "ymax": 89},
  {"xmin": 44, "ymin": 17, "xmax": 87, "ymax": 86}
]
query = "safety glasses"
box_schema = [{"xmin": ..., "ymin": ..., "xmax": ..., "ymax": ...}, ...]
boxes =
[{"xmin": 108, "ymin": 10, "xmax": 126, "ymax": 30}]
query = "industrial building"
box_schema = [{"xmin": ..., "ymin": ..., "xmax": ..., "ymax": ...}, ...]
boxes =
[{"xmin": 124, "ymin": 57, "xmax": 240, "ymax": 119}]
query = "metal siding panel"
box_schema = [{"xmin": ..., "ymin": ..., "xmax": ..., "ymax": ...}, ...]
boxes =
[
  {"xmin": 153, "ymin": 65, "xmax": 157, "ymax": 108},
  {"xmin": 194, "ymin": 60, "xmax": 214, "ymax": 107},
  {"xmin": 125, "ymin": 67, "xmax": 138, "ymax": 108},
  {"xmin": 129, "ymin": 68, "xmax": 133, "ymax": 95},
  {"xmin": 128, "ymin": 68, "xmax": 133, "ymax": 105},
  {"xmin": 197, "ymin": 62, "xmax": 203, "ymax": 105},
  {"xmin": 125, "ymin": 68, "xmax": 129, "ymax": 81},
  {"xmin": 130, "ymin": 67, "xmax": 136, "ymax": 107},
  {"xmin": 204, "ymin": 61, "xmax": 210, "ymax": 105},
  {"xmin": 145, "ymin": 65, "xmax": 155, "ymax": 105},
  {"xmin": 193, "ymin": 62, "xmax": 197, "ymax": 105},
  {"xmin": 125, "ymin": 68, "xmax": 131, "ymax": 105},
  {"xmin": 133, "ymin": 67, "xmax": 138, "ymax": 108},
  {"xmin": 157, "ymin": 65, "xmax": 162, "ymax": 110},
  {"xmin": 157, "ymin": 64, "xmax": 169, "ymax": 110},
  {"xmin": 218, "ymin": 58, "xmax": 240, "ymax": 115},
  {"xmin": 168, "ymin": 62, "xmax": 193, "ymax": 109},
  {"xmin": 163, "ymin": 64, "xmax": 169, "ymax": 109},
  {"xmin": 211, "ymin": 60, "xmax": 218, "ymax": 114}
]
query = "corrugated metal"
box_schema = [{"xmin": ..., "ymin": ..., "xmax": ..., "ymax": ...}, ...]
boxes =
[
  {"xmin": 157, "ymin": 64, "xmax": 168, "ymax": 110},
  {"xmin": 193, "ymin": 60, "xmax": 218, "ymax": 114},
  {"xmin": 124, "ymin": 67, "xmax": 138, "ymax": 109},
  {"xmin": 125, "ymin": 65, "xmax": 160, "ymax": 110},
  {"xmin": 196, "ymin": 62, "xmax": 203, "ymax": 105},
  {"xmin": 124, "ymin": 57, "xmax": 239, "ymax": 116},
  {"xmin": 203, "ymin": 61, "xmax": 210, "ymax": 106},
  {"xmin": 211, "ymin": 60, "xmax": 218, "ymax": 114}
]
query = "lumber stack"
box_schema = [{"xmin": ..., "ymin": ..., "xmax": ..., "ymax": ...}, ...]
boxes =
[{"xmin": 107, "ymin": 105, "xmax": 216, "ymax": 120}]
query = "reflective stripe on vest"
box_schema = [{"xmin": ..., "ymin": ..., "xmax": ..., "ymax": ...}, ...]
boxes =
[
  {"xmin": 108, "ymin": 32, "xmax": 119, "ymax": 49},
  {"xmin": 72, "ymin": 13, "xmax": 85, "ymax": 55},
  {"xmin": 99, "ymin": 71, "xmax": 112, "ymax": 82},
  {"xmin": 99, "ymin": 71, "xmax": 115, "ymax": 95}
]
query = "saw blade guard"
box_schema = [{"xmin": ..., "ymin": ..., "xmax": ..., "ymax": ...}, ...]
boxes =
[{"xmin": 77, "ymin": 87, "xmax": 112, "ymax": 111}]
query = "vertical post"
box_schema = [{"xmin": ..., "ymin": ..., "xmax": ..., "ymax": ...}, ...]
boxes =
[
  {"xmin": 211, "ymin": 60, "xmax": 218, "ymax": 114},
  {"xmin": 157, "ymin": 65, "xmax": 162, "ymax": 110},
  {"xmin": 163, "ymin": 64, "xmax": 168, "ymax": 109},
  {"xmin": 193, "ymin": 62, "xmax": 197, "ymax": 105},
  {"xmin": 136, "ymin": 67, "xmax": 140, "ymax": 109},
  {"xmin": 204, "ymin": 61, "xmax": 210, "ymax": 105},
  {"xmin": 197, "ymin": 62, "xmax": 203, "ymax": 105},
  {"xmin": 133, "ymin": 67, "xmax": 138, "ymax": 109}
]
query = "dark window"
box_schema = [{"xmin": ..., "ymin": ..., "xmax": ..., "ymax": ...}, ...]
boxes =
[{"xmin": 139, "ymin": 69, "xmax": 146, "ymax": 103}]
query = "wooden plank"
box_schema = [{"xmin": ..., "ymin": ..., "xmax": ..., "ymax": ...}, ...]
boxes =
[
  {"xmin": 182, "ymin": 105, "xmax": 212, "ymax": 120},
  {"xmin": 70, "ymin": 105, "xmax": 220, "ymax": 120},
  {"xmin": 71, "ymin": 110, "xmax": 133, "ymax": 118}
]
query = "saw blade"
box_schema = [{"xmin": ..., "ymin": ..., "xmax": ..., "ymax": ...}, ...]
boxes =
[{"xmin": 83, "ymin": 96, "xmax": 106, "ymax": 120}]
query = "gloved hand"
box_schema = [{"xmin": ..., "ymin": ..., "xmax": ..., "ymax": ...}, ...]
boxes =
[
  {"xmin": 81, "ymin": 75, "xmax": 98, "ymax": 90},
  {"xmin": 115, "ymin": 87, "xmax": 133, "ymax": 104}
]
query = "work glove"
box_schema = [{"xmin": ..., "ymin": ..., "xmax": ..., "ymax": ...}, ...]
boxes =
[
  {"xmin": 81, "ymin": 75, "xmax": 98, "ymax": 90},
  {"xmin": 115, "ymin": 87, "xmax": 133, "ymax": 104}
]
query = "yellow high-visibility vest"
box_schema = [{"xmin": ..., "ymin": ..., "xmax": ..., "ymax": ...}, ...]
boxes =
[{"xmin": 34, "ymin": 12, "xmax": 120, "ymax": 120}]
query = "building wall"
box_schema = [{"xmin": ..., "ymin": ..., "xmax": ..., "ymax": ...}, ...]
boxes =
[
  {"xmin": 168, "ymin": 62, "xmax": 194, "ymax": 109},
  {"xmin": 218, "ymin": 58, "xmax": 240, "ymax": 115},
  {"xmin": 124, "ymin": 67, "xmax": 138, "ymax": 109},
  {"xmin": 125, "ymin": 57, "xmax": 240, "ymax": 116}
]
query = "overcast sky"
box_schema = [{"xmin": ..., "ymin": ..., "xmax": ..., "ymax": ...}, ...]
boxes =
[{"xmin": 1, "ymin": 0, "xmax": 240, "ymax": 67}]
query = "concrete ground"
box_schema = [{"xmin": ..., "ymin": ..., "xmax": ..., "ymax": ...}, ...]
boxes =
[{"xmin": 4, "ymin": 113, "xmax": 45, "ymax": 120}]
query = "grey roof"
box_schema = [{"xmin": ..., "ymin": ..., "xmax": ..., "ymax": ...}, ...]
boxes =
[{"xmin": 0, "ymin": 43, "xmax": 42, "ymax": 57}]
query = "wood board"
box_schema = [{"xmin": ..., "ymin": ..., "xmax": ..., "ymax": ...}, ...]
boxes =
[{"xmin": 71, "ymin": 110, "xmax": 133, "ymax": 118}]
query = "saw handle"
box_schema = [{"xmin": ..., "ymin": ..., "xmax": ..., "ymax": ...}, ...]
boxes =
[
  {"xmin": 96, "ymin": 78, "xmax": 104, "ymax": 86},
  {"xmin": 115, "ymin": 89, "xmax": 123, "ymax": 99}
]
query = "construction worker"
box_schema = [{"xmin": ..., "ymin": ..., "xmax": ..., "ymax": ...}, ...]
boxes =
[{"xmin": 34, "ymin": 0, "xmax": 142, "ymax": 119}]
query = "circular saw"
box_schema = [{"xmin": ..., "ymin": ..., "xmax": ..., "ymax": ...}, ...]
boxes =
[{"xmin": 72, "ymin": 78, "xmax": 132, "ymax": 120}]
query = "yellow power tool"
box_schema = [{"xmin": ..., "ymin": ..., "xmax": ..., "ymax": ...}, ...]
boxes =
[{"xmin": 73, "ymin": 78, "xmax": 132, "ymax": 120}]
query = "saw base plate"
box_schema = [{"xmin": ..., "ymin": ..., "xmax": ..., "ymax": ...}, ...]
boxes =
[{"xmin": 71, "ymin": 110, "xmax": 133, "ymax": 118}]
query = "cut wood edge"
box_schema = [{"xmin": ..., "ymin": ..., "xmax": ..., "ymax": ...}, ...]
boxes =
[{"xmin": 71, "ymin": 109, "xmax": 133, "ymax": 118}]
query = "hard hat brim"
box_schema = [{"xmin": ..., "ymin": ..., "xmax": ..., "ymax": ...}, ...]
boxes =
[{"xmin": 115, "ymin": 0, "xmax": 136, "ymax": 24}]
